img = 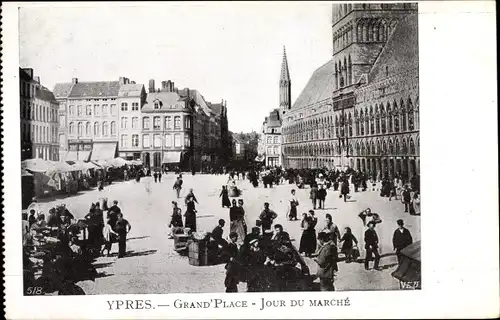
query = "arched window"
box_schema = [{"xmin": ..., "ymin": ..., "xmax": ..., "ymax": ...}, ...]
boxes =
[
  {"xmin": 364, "ymin": 107, "xmax": 369, "ymax": 135},
  {"xmin": 400, "ymin": 99, "xmax": 407, "ymax": 131},
  {"xmin": 77, "ymin": 122, "xmax": 83, "ymax": 136},
  {"xmin": 370, "ymin": 106, "xmax": 375, "ymax": 134},
  {"xmin": 110, "ymin": 121, "xmax": 117, "ymax": 136},
  {"xmin": 393, "ymin": 101, "xmax": 400, "ymax": 132},
  {"xmin": 335, "ymin": 116, "xmax": 339, "ymax": 137},
  {"xmin": 375, "ymin": 105, "xmax": 381, "ymax": 134},
  {"xmin": 143, "ymin": 117, "xmax": 150, "ymax": 129},
  {"xmin": 375, "ymin": 140, "xmax": 380, "ymax": 155},
  {"xmin": 94, "ymin": 122, "xmax": 100, "ymax": 137},
  {"xmin": 409, "ymin": 138, "xmax": 416, "ymax": 155},
  {"xmin": 381, "ymin": 105, "xmax": 386, "ymax": 133},
  {"xmin": 361, "ymin": 141, "xmax": 365, "ymax": 156},
  {"xmin": 356, "ymin": 142, "xmax": 360, "ymax": 156},
  {"xmin": 347, "ymin": 55, "xmax": 352, "ymax": 85},
  {"xmin": 382, "ymin": 140, "xmax": 387, "ymax": 155},
  {"xmin": 102, "ymin": 121, "xmax": 109, "ymax": 136},
  {"xmin": 360, "ymin": 110, "xmax": 365, "ymax": 135},
  {"xmin": 395, "ymin": 138, "xmax": 400, "ymax": 154},
  {"xmin": 348, "ymin": 113, "xmax": 353, "ymax": 137},
  {"xmin": 69, "ymin": 122, "xmax": 75, "ymax": 135},
  {"xmin": 408, "ymin": 97, "xmax": 415, "ymax": 131},
  {"xmin": 402, "ymin": 138, "xmax": 408, "ymax": 154},
  {"xmin": 85, "ymin": 122, "xmax": 91, "ymax": 136},
  {"xmin": 389, "ymin": 139, "xmax": 394, "ymax": 154}
]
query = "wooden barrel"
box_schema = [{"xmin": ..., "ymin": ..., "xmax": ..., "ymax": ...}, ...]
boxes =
[{"xmin": 188, "ymin": 239, "xmax": 208, "ymax": 266}]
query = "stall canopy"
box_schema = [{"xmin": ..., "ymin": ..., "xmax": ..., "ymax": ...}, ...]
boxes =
[
  {"xmin": 90, "ymin": 143, "xmax": 117, "ymax": 161},
  {"xmin": 21, "ymin": 159, "xmax": 54, "ymax": 173},
  {"xmin": 68, "ymin": 161, "xmax": 100, "ymax": 171},
  {"xmin": 109, "ymin": 157, "xmax": 128, "ymax": 167},
  {"xmin": 391, "ymin": 241, "xmax": 421, "ymax": 285},
  {"xmin": 162, "ymin": 151, "xmax": 182, "ymax": 164}
]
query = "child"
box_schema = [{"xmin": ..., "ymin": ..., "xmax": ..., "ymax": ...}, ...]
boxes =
[
  {"xmin": 101, "ymin": 218, "xmax": 118, "ymax": 256},
  {"xmin": 339, "ymin": 227, "xmax": 358, "ymax": 263}
]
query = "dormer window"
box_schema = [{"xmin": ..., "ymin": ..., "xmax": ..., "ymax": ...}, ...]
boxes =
[{"xmin": 153, "ymin": 99, "xmax": 162, "ymax": 109}]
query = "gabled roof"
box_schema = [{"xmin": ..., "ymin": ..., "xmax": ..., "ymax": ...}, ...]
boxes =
[
  {"xmin": 53, "ymin": 83, "xmax": 75, "ymax": 99},
  {"xmin": 118, "ymin": 84, "xmax": 144, "ymax": 97},
  {"xmin": 209, "ymin": 103, "xmax": 223, "ymax": 115},
  {"xmin": 292, "ymin": 59, "xmax": 335, "ymax": 110},
  {"xmin": 19, "ymin": 68, "xmax": 33, "ymax": 81},
  {"xmin": 142, "ymin": 91, "xmax": 182, "ymax": 111},
  {"xmin": 35, "ymin": 86, "xmax": 57, "ymax": 102},
  {"xmin": 68, "ymin": 81, "xmax": 120, "ymax": 98},
  {"xmin": 368, "ymin": 14, "xmax": 418, "ymax": 83}
]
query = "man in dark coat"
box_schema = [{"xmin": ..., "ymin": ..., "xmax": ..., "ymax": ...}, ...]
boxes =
[
  {"xmin": 364, "ymin": 222, "xmax": 381, "ymax": 270},
  {"xmin": 107, "ymin": 200, "xmax": 121, "ymax": 231},
  {"xmin": 317, "ymin": 185, "xmax": 327, "ymax": 209},
  {"xmin": 402, "ymin": 186, "xmax": 412, "ymax": 212},
  {"xmin": 115, "ymin": 213, "xmax": 131, "ymax": 258},
  {"xmin": 259, "ymin": 202, "xmax": 277, "ymax": 232},
  {"xmin": 392, "ymin": 219, "xmax": 413, "ymax": 264},
  {"xmin": 315, "ymin": 232, "xmax": 338, "ymax": 291},
  {"xmin": 341, "ymin": 178, "xmax": 350, "ymax": 202}
]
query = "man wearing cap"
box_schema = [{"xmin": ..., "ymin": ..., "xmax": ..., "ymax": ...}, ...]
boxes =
[
  {"xmin": 364, "ymin": 222, "xmax": 381, "ymax": 270},
  {"xmin": 392, "ymin": 219, "xmax": 413, "ymax": 264},
  {"xmin": 259, "ymin": 202, "xmax": 277, "ymax": 232},
  {"xmin": 315, "ymin": 232, "xmax": 338, "ymax": 291}
]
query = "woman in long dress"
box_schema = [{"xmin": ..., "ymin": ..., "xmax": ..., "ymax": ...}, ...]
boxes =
[
  {"xmin": 184, "ymin": 189, "xmax": 198, "ymax": 232},
  {"xmin": 411, "ymin": 191, "xmax": 421, "ymax": 215},
  {"xmin": 299, "ymin": 213, "xmax": 317, "ymax": 257},
  {"xmin": 220, "ymin": 186, "xmax": 231, "ymax": 208}
]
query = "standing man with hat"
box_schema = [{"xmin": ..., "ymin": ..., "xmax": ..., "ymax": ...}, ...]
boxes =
[
  {"xmin": 364, "ymin": 221, "xmax": 381, "ymax": 270},
  {"xmin": 392, "ymin": 219, "xmax": 413, "ymax": 264},
  {"xmin": 315, "ymin": 232, "xmax": 338, "ymax": 291}
]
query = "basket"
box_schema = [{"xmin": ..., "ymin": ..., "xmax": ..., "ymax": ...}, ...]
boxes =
[
  {"xmin": 187, "ymin": 238, "xmax": 209, "ymax": 266},
  {"xmin": 173, "ymin": 233, "xmax": 190, "ymax": 253}
]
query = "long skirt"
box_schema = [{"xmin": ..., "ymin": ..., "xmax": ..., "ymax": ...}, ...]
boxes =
[
  {"xmin": 184, "ymin": 211, "xmax": 197, "ymax": 232},
  {"xmin": 299, "ymin": 229, "xmax": 317, "ymax": 255},
  {"xmin": 230, "ymin": 220, "xmax": 246, "ymax": 245},
  {"xmin": 222, "ymin": 195, "xmax": 231, "ymax": 207}
]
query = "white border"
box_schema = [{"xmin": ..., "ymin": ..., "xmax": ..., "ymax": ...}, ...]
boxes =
[{"xmin": 3, "ymin": 1, "xmax": 499, "ymax": 319}]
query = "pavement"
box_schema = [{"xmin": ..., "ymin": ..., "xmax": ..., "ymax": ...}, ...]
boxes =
[{"xmin": 37, "ymin": 173, "xmax": 420, "ymax": 294}]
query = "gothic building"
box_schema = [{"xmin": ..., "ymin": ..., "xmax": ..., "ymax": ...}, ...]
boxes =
[{"xmin": 282, "ymin": 3, "xmax": 419, "ymax": 180}]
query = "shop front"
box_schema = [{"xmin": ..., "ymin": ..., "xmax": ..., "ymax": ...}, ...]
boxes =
[{"xmin": 65, "ymin": 139, "xmax": 92, "ymax": 162}]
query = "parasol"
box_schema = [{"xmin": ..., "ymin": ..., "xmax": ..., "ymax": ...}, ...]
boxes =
[{"xmin": 21, "ymin": 158, "xmax": 54, "ymax": 173}]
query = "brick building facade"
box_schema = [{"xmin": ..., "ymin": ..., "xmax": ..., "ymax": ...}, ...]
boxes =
[{"xmin": 20, "ymin": 68, "xmax": 59, "ymax": 161}]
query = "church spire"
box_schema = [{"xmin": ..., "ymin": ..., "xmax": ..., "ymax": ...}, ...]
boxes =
[
  {"xmin": 280, "ymin": 46, "xmax": 291, "ymax": 82},
  {"xmin": 279, "ymin": 46, "xmax": 291, "ymax": 114}
]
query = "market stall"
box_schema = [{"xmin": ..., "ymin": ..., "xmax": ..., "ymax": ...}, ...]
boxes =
[{"xmin": 391, "ymin": 241, "xmax": 421, "ymax": 289}]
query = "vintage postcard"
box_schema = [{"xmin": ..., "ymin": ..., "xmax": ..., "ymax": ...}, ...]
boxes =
[{"xmin": 2, "ymin": 1, "xmax": 498, "ymax": 319}]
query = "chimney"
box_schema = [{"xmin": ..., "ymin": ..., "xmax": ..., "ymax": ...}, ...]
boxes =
[
  {"xmin": 34, "ymin": 76, "xmax": 40, "ymax": 83},
  {"xmin": 161, "ymin": 81, "xmax": 168, "ymax": 91},
  {"xmin": 166, "ymin": 80, "xmax": 172, "ymax": 92},
  {"xmin": 131, "ymin": 81, "xmax": 136, "ymax": 84},
  {"xmin": 22, "ymin": 68, "xmax": 34, "ymax": 79},
  {"xmin": 148, "ymin": 79, "xmax": 155, "ymax": 93},
  {"xmin": 125, "ymin": 78, "xmax": 130, "ymax": 85},
  {"xmin": 72, "ymin": 77, "xmax": 78, "ymax": 84},
  {"xmin": 170, "ymin": 82, "xmax": 175, "ymax": 92},
  {"xmin": 119, "ymin": 77, "xmax": 125, "ymax": 85}
]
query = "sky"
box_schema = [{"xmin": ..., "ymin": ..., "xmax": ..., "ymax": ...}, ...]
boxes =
[{"xmin": 19, "ymin": 2, "xmax": 333, "ymax": 133}]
